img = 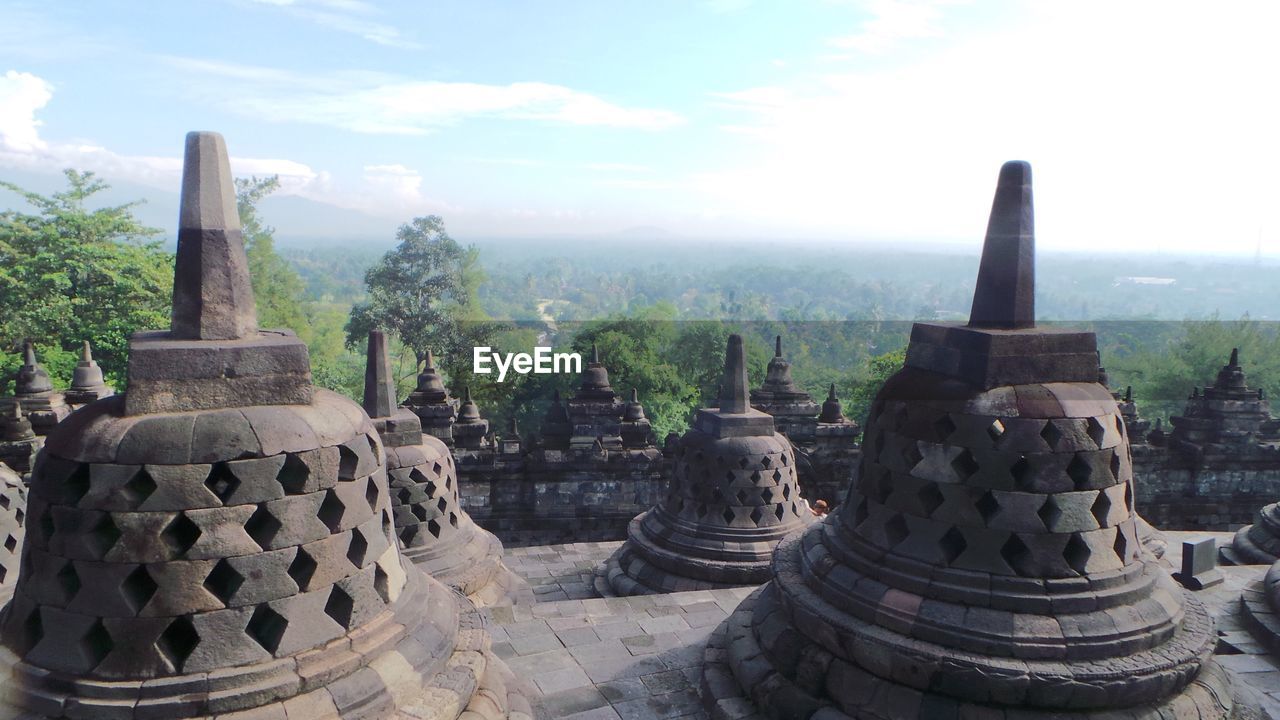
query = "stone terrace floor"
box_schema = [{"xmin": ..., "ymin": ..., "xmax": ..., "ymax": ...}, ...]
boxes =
[{"xmin": 484, "ymin": 534, "xmax": 1280, "ymax": 720}]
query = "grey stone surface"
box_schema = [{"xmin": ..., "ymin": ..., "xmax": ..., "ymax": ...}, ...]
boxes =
[
  {"xmin": 969, "ymin": 160, "xmax": 1035, "ymax": 329},
  {"xmin": 65, "ymin": 341, "xmax": 113, "ymax": 406},
  {"xmin": 1176, "ymin": 537, "xmax": 1225, "ymax": 590}
]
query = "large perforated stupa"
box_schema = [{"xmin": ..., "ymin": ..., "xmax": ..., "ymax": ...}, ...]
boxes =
[
  {"xmin": 0, "ymin": 132, "xmax": 530, "ymax": 720},
  {"xmin": 699, "ymin": 161, "xmax": 1260, "ymax": 719}
]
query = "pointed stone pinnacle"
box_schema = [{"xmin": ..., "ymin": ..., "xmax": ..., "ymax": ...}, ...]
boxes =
[
  {"xmin": 81, "ymin": 340, "xmax": 92, "ymax": 363},
  {"xmin": 170, "ymin": 131, "xmax": 259, "ymax": 340},
  {"xmin": 1125, "ymin": 386, "xmax": 1133, "ymax": 402},
  {"xmin": 828, "ymin": 383, "xmax": 838, "ymax": 401},
  {"xmin": 22, "ymin": 341, "xmax": 35, "ymax": 367},
  {"xmin": 969, "ymin": 160, "xmax": 1035, "ymax": 329},
  {"xmin": 1230, "ymin": 348, "xmax": 1240, "ymax": 367},
  {"xmin": 717, "ymin": 334, "xmax": 749, "ymax": 414},
  {"xmin": 591, "ymin": 343, "xmax": 600, "ymax": 364},
  {"xmin": 775, "ymin": 335, "xmax": 783, "ymax": 357},
  {"xmin": 463, "ymin": 386, "xmax": 472, "ymax": 403},
  {"xmin": 362, "ymin": 330, "xmax": 398, "ymax": 419},
  {"xmin": 631, "ymin": 388, "xmax": 639, "ymax": 403},
  {"xmin": 425, "ymin": 349, "xmax": 435, "ymax": 369}
]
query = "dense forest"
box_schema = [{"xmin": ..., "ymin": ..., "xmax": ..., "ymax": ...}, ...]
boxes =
[{"xmin": 4, "ymin": 171, "xmax": 1280, "ymax": 441}]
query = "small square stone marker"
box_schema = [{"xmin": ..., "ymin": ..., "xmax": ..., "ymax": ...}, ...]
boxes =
[{"xmin": 1174, "ymin": 537, "xmax": 1224, "ymax": 590}]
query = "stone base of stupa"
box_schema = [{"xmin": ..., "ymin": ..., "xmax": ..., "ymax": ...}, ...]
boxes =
[
  {"xmin": 1222, "ymin": 505, "xmax": 1280, "ymax": 566},
  {"xmin": 699, "ymin": 533, "xmax": 1260, "ymax": 720},
  {"xmin": 594, "ymin": 510, "xmax": 785, "ymax": 597},
  {"xmin": 402, "ymin": 519, "xmax": 525, "ymax": 608},
  {"xmin": 0, "ymin": 566, "xmax": 533, "ymax": 720}
]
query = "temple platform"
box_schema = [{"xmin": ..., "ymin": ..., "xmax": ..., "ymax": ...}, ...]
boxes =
[{"xmin": 491, "ymin": 533, "xmax": 1280, "ymax": 720}]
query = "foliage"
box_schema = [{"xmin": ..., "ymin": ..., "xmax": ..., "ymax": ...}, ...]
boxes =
[
  {"xmin": 0, "ymin": 170, "xmax": 172, "ymax": 390},
  {"xmin": 236, "ymin": 176, "xmax": 308, "ymax": 334},
  {"xmin": 346, "ymin": 216, "xmax": 496, "ymax": 369}
]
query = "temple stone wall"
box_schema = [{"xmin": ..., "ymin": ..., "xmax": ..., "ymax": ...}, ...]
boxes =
[{"xmin": 1132, "ymin": 446, "xmax": 1280, "ymax": 531}]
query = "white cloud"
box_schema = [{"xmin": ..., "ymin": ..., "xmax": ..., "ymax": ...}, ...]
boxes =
[
  {"xmin": 829, "ymin": 0, "xmax": 958, "ymax": 54},
  {"xmin": 163, "ymin": 58, "xmax": 686, "ymax": 134},
  {"xmin": 240, "ymin": 0, "xmax": 419, "ymax": 48},
  {"xmin": 584, "ymin": 163, "xmax": 651, "ymax": 173},
  {"xmin": 362, "ymin": 163, "xmax": 423, "ymax": 204},
  {"xmin": 0, "ymin": 71, "xmax": 52, "ymax": 153},
  {"xmin": 697, "ymin": 1, "xmax": 1280, "ymax": 254}
]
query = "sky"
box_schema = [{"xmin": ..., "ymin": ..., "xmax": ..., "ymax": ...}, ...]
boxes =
[{"xmin": 1, "ymin": 1, "xmax": 1278, "ymax": 255}]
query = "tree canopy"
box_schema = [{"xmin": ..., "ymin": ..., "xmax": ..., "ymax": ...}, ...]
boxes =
[{"xmin": 0, "ymin": 170, "xmax": 172, "ymax": 390}]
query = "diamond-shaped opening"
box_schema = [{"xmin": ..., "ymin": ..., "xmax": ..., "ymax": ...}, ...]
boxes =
[
  {"xmin": 975, "ymin": 490, "xmax": 1000, "ymax": 525},
  {"xmin": 277, "ymin": 454, "xmax": 310, "ymax": 494},
  {"xmin": 736, "ymin": 489, "xmax": 748, "ymax": 505},
  {"xmin": 409, "ymin": 468, "xmax": 428, "ymax": 485},
  {"xmin": 431, "ymin": 461, "xmax": 443, "ymax": 476},
  {"xmin": 449, "ymin": 512, "xmax": 458, "ymax": 528},
  {"xmin": 1001, "ymin": 533, "xmax": 1032, "ymax": 576},
  {"xmin": 762, "ymin": 487, "xmax": 774, "ymax": 503},
  {"xmin": 246, "ymin": 605, "xmax": 288, "ymax": 654},
  {"xmin": 1041, "ymin": 422, "xmax": 1063, "ymax": 450},
  {"xmin": 761, "ymin": 455, "xmax": 772, "ymax": 468},
  {"xmin": 86, "ymin": 514, "xmax": 121, "ymax": 559},
  {"xmin": 1066, "ymin": 455, "xmax": 1093, "ymax": 491},
  {"xmin": 411, "ymin": 504, "xmax": 428, "ymax": 522},
  {"xmin": 444, "ymin": 475, "xmax": 452, "ymax": 490},
  {"xmin": 987, "ymin": 419, "xmax": 1006, "ymax": 445},
  {"xmin": 1110, "ymin": 450, "xmax": 1121, "ymax": 480},
  {"xmin": 56, "ymin": 560, "xmax": 81, "ymax": 603},
  {"xmin": 1124, "ymin": 481, "xmax": 1133, "ymax": 511},
  {"xmin": 121, "ymin": 565, "xmax": 158, "ymax": 613},
  {"xmin": 338, "ymin": 445, "xmax": 360, "ymax": 481},
  {"xmin": 1010, "ymin": 456, "xmax": 1032, "ymax": 490},
  {"xmin": 939, "ymin": 527, "xmax": 967, "ymax": 564},
  {"xmin": 4, "ymin": 534, "xmax": 17, "ymax": 553},
  {"xmin": 1091, "ymin": 491, "xmax": 1112, "ymax": 527},
  {"xmin": 1064, "ymin": 533, "xmax": 1091, "ymax": 575},
  {"xmin": 382, "ymin": 509, "xmax": 393, "ymax": 535},
  {"xmin": 288, "ymin": 548, "xmax": 317, "ymax": 592},
  {"xmin": 424, "ymin": 480, "xmax": 438, "ymax": 499},
  {"xmin": 775, "ymin": 503, "xmax": 786, "ymax": 521},
  {"xmin": 901, "ymin": 442, "xmax": 923, "ymax": 471},
  {"xmin": 204, "ymin": 558, "xmax": 244, "ymax": 605},
  {"xmin": 1037, "ymin": 496, "xmax": 1062, "ymax": 531},
  {"xmin": 80, "ymin": 619, "xmax": 112, "ymax": 669},
  {"xmin": 1086, "ymin": 417, "xmax": 1107, "ymax": 449},
  {"xmin": 750, "ymin": 506, "xmax": 765, "ymax": 526},
  {"xmin": 374, "ymin": 565, "xmax": 391, "ymax": 603},
  {"xmin": 951, "ymin": 449, "xmax": 980, "ymax": 481},
  {"xmin": 933, "ymin": 414, "xmax": 957, "ymax": 441},
  {"xmin": 1113, "ymin": 526, "xmax": 1130, "ymax": 562},
  {"xmin": 427, "ymin": 518, "xmax": 442, "ymax": 538},
  {"xmin": 724, "ymin": 470, "xmax": 736, "ymax": 484},
  {"xmin": 399, "ymin": 525, "xmax": 419, "ymax": 545},
  {"xmin": 1114, "ymin": 415, "xmax": 1125, "ymax": 436},
  {"xmin": 749, "ymin": 470, "xmax": 762, "ymax": 484},
  {"xmin": 204, "ymin": 462, "xmax": 240, "ymax": 504},
  {"xmin": 318, "ymin": 490, "xmax": 346, "ymax": 533},
  {"xmin": 722, "ymin": 507, "xmax": 735, "ymax": 524},
  {"xmin": 780, "ymin": 453, "xmax": 789, "ymax": 466},
  {"xmin": 17, "ymin": 607, "xmax": 42, "ymax": 654},
  {"xmin": 161, "ymin": 513, "xmax": 202, "ymax": 556},
  {"xmin": 122, "ymin": 468, "xmax": 157, "ymax": 505},
  {"xmin": 324, "ymin": 586, "xmax": 355, "ymax": 628},
  {"xmin": 0, "ymin": 494, "xmax": 8, "ymax": 510},
  {"xmin": 436, "ymin": 497, "xmax": 447, "ymax": 514},
  {"xmin": 917, "ymin": 483, "xmax": 944, "ymax": 517},
  {"xmin": 66, "ymin": 464, "xmax": 91, "ymax": 504},
  {"xmin": 157, "ymin": 616, "xmax": 199, "ymax": 673},
  {"xmin": 772, "ymin": 469, "xmax": 783, "ymax": 483},
  {"xmin": 347, "ymin": 529, "xmax": 369, "ymax": 568},
  {"xmin": 739, "ymin": 457, "xmax": 750, "ymax": 469},
  {"xmin": 365, "ymin": 478, "xmax": 379, "ymax": 510},
  {"xmin": 782, "ymin": 483, "xmax": 791, "ymax": 500},
  {"xmin": 244, "ymin": 505, "xmax": 283, "ymax": 549},
  {"xmin": 884, "ymin": 514, "xmax": 909, "ymax": 547}
]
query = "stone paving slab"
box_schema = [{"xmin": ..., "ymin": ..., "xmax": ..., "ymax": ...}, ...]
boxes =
[{"xmin": 494, "ymin": 536, "xmax": 1280, "ymax": 719}]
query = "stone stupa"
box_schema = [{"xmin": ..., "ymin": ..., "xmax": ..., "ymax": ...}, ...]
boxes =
[
  {"xmin": 750, "ymin": 335, "xmax": 820, "ymax": 438},
  {"xmin": 701, "ymin": 161, "xmax": 1259, "ymax": 719},
  {"xmin": 565, "ymin": 344, "xmax": 625, "ymax": 451},
  {"xmin": 0, "ymin": 132, "xmax": 530, "ymax": 720},
  {"xmin": 0, "ymin": 461, "xmax": 25, "ymax": 600},
  {"xmin": 6, "ymin": 342, "xmax": 69, "ymax": 436},
  {"xmin": 0, "ymin": 403, "xmax": 41, "ymax": 479},
  {"xmin": 64, "ymin": 341, "xmax": 114, "ymax": 407},
  {"xmin": 596, "ymin": 334, "xmax": 813, "ymax": 597},
  {"xmin": 363, "ymin": 330, "xmax": 521, "ymax": 607},
  {"xmin": 404, "ymin": 350, "xmax": 457, "ymax": 447}
]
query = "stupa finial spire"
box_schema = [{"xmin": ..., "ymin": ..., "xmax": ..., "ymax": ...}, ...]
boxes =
[
  {"xmin": 1230, "ymin": 347, "xmax": 1240, "ymax": 367},
  {"xmin": 968, "ymin": 160, "xmax": 1034, "ymax": 329},
  {"xmin": 22, "ymin": 340, "xmax": 35, "ymax": 366},
  {"xmin": 362, "ymin": 329, "xmax": 397, "ymax": 418},
  {"xmin": 80, "ymin": 340, "xmax": 92, "ymax": 362},
  {"xmin": 774, "ymin": 335, "xmax": 782, "ymax": 357},
  {"xmin": 717, "ymin": 334, "xmax": 749, "ymax": 413},
  {"xmin": 170, "ymin": 131, "xmax": 258, "ymax": 340},
  {"xmin": 591, "ymin": 343, "xmax": 599, "ymax": 364}
]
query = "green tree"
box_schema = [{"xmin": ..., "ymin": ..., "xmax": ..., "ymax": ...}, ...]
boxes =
[
  {"xmin": 235, "ymin": 176, "xmax": 308, "ymax": 334},
  {"xmin": 0, "ymin": 170, "xmax": 172, "ymax": 389},
  {"xmin": 346, "ymin": 215, "xmax": 495, "ymax": 369}
]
